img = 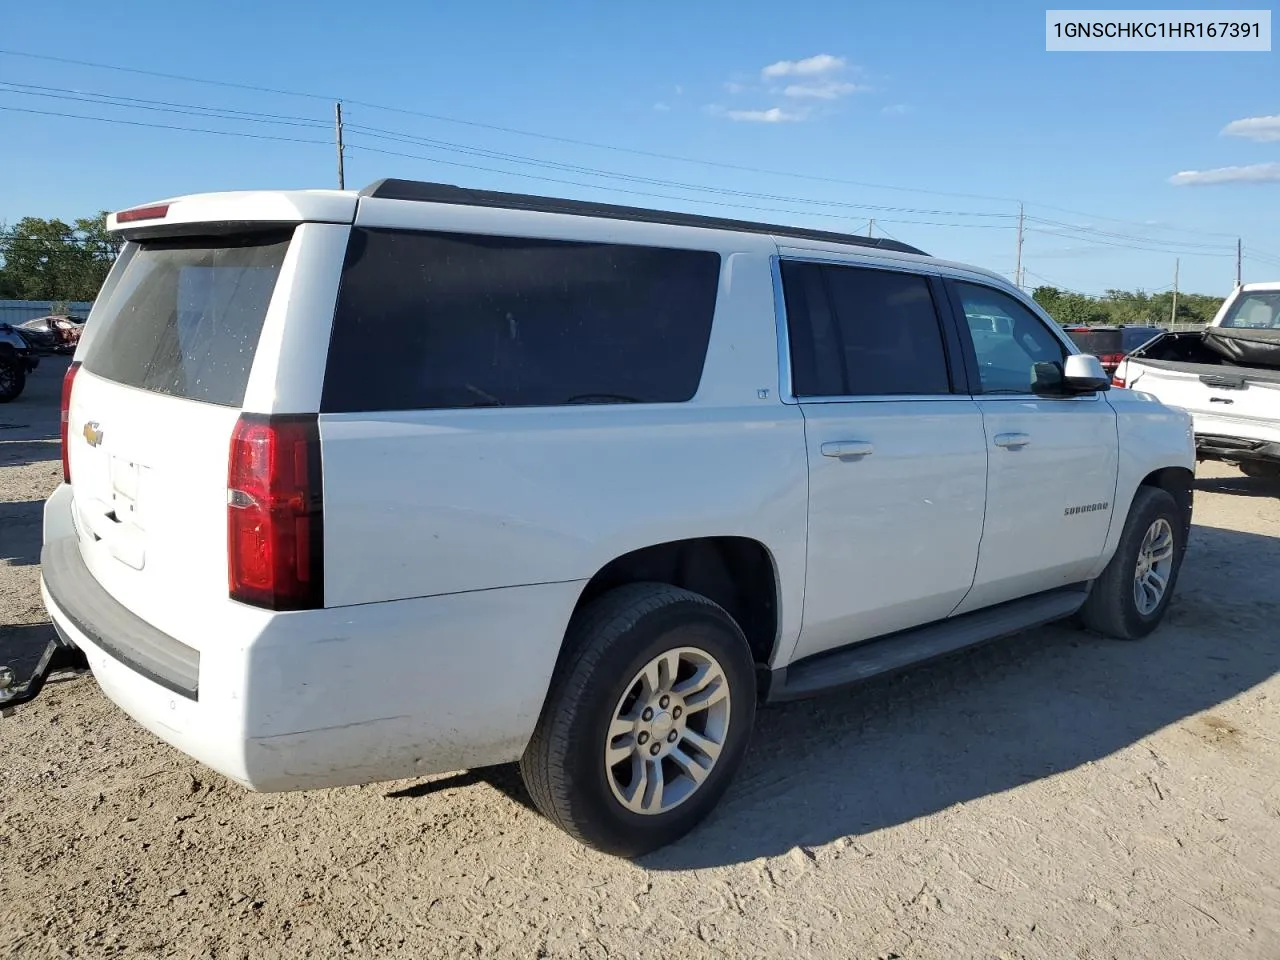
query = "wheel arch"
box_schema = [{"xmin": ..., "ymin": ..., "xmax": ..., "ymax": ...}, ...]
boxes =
[
  {"xmin": 1138, "ymin": 466, "xmax": 1195, "ymax": 545},
  {"xmin": 570, "ymin": 536, "xmax": 782, "ymax": 671}
]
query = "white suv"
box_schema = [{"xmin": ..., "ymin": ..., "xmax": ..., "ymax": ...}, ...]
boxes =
[{"xmin": 39, "ymin": 180, "xmax": 1196, "ymax": 855}]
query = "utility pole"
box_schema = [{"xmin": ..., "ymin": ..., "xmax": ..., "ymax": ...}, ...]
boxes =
[
  {"xmin": 1170, "ymin": 258, "xmax": 1179, "ymax": 326},
  {"xmin": 1014, "ymin": 201, "xmax": 1025, "ymax": 289},
  {"xmin": 334, "ymin": 101, "xmax": 346, "ymax": 190},
  {"xmin": 1236, "ymin": 238, "xmax": 1243, "ymax": 287},
  {"xmin": 867, "ymin": 218, "xmax": 874, "ymax": 238}
]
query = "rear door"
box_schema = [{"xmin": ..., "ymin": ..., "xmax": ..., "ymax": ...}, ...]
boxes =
[
  {"xmin": 780, "ymin": 258, "xmax": 988, "ymax": 661},
  {"xmin": 66, "ymin": 228, "xmax": 306, "ymax": 640}
]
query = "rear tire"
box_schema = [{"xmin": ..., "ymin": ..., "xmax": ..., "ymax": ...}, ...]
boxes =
[
  {"xmin": 0, "ymin": 355, "xmax": 26, "ymax": 403},
  {"xmin": 519, "ymin": 583, "xmax": 756, "ymax": 857},
  {"xmin": 1080, "ymin": 486, "xmax": 1185, "ymax": 640},
  {"xmin": 1239, "ymin": 461, "xmax": 1280, "ymax": 481}
]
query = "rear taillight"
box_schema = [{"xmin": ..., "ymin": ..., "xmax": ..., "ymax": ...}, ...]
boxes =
[
  {"xmin": 1111, "ymin": 359, "xmax": 1128, "ymax": 388},
  {"xmin": 60, "ymin": 361, "xmax": 81, "ymax": 483},
  {"xmin": 227, "ymin": 414, "xmax": 324, "ymax": 611}
]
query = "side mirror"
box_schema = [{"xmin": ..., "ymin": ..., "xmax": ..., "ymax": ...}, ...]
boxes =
[{"xmin": 1063, "ymin": 353, "xmax": 1111, "ymax": 393}]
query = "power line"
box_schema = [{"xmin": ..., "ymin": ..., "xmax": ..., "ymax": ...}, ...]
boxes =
[
  {"xmin": 0, "ymin": 103, "xmax": 331, "ymax": 146},
  {"xmin": 1026, "ymin": 228, "xmax": 1236, "ymax": 258},
  {"xmin": 1024, "ymin": 202, "xmax": 1241, "ymax": 241},
  {"xmin": 0, "ymin": 80, "xmax": 330, "ymax": 127},
  {"xmin": 0, "ymin": 77, "xmax": 1023, "ymax": 221},
  {"xmin": 347, "ymin": 142, "xmax": 881, "ymax": 227},
  {"xmin": 1025, "ymin": 215, "xmax": 1231, "ymax": 252},
  {"xmin": 0, "ymin": 48, "xmax": 1264, "ymax": 266},
  {"xmin": 0, "ymin": 98, "xmax": 1004, "ymax": 231},
  {"xmin": 346, "ymin": 123, "xmax": 1018, "ymax": 219},
  {"xmin": 0, "ymin": 48, "xmax": 335, "ymax": 102},
  {"xmin": 1024, "ymin": 268, "xmax": 1196, "ymax": 300},
  {"xmin": 0, "ymin": 47, "xmax": 1025, "ymax": 204}
]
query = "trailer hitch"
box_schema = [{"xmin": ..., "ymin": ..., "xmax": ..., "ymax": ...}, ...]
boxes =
[{"xmin": 0, "ymin": 635, "xmax": 89, "ymax": 717}]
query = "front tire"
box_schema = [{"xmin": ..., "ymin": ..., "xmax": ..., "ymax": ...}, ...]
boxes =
[
  {"xmin": 519, "ymin": 583, "xmax": 756, "ymax": 857},
  {"xmin": 0, "ymin": 355, "xmax": 26, "ymax": 403},
  {"xmin": 1080, "ymin": 486, "xmax": 1186, "ymax": 640}
]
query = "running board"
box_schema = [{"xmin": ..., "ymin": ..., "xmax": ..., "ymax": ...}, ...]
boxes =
[{"xmin": 767, "ymin": 585, "xmax": 1090, "ymax": 703}]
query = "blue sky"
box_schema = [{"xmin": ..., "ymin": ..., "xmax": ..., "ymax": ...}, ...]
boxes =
[{"xmin": 2, "ymin": 0, "xmax": 1278, "ymax": 295}]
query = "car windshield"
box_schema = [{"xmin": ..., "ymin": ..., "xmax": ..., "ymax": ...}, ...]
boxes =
[{"xmin": 1220, "ymin": 291, "xmax": 1280, "ymax": 329}]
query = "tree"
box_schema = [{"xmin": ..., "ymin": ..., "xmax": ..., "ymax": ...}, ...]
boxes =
[
  {"xmin": 1032, "ymin": 284, "xmax": 1223, "ymax": 328},
  {"xmin": 0, "ymin": 212, "xmax": 118, "ymax": 302}
]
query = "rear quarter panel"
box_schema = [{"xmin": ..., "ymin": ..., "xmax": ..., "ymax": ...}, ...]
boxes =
[{"xmin": 318, "ymin": 214, "xmax": 809, "ymax": 666}]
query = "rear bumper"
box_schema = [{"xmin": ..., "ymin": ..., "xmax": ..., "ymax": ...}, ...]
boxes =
[
  {"xmin": 40, "ymin": 487, "xmax": 583, "ymax": 791},
  {"xmin": 1196, "ymin": 434, "xmax": 1280, "ymax": 465}
]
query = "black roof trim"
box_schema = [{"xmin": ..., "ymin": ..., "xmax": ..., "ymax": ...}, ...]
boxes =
[{"xmin": 359, "ymin": 179, "xmax": 927, "ymax": 256}]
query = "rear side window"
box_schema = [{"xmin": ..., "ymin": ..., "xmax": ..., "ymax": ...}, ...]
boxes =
[
  {"xmin": 321, "ymin": 229, "xmax": 721, "ymax": 412},
  {"xmin": 781, "ymin": 260, "xmax": 951, "ymax": 397},
  {"xmin": 80, "ymin": 233, "xmax": 291, "ymax": 406}
]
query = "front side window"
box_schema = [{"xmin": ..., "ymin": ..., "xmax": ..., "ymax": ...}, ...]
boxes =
[
  {"xmin": 781, "ymin": 260, "xmax": 951, "ymax": 397},
  {"xmin": 954, "ymin": 282, "xmax": 1067, "ymax": 394},
  {"xmin": 322, "ymin": 229, "xmax": 721, "ymax": 412}
]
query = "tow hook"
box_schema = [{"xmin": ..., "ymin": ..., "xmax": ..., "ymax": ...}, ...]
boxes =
[{"xmin": 0, "ymin": 636, "xmax": 89, "ymax": 717}]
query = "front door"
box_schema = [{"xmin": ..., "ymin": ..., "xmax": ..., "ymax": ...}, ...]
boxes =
[{"xmin": 946, "ymin": 280, "xmax": 1119, "ymax": 614}]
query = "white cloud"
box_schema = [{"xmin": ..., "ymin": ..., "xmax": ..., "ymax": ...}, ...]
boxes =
[
  {"xmin": 882, "ymin": 103, "xmax": 911, "ymax": 116},
  {"xmin": 726, "ymin": 106, "xmax": 807, "ymax": 123},
  {"xmin": 1169, "ymin": 162, "xmax": 1280, "ymax": 186},
  {"xmin": 761, "ymin": 54, "xmax": 845, "ymax": 79},
  {"xmin": 653, "ymin": 102, "xmax": 671, "ymax": 112},
  {"xmin": 724, "ymin": 81, "xmax": 748, "ymax": 94},
  {"xmin": 1222, "ymin": 115, "xmax": 1280, "ymax": 142},
  {"xmin": 783, "ymin": 81, "xmax": 864, "ymax": 100}
]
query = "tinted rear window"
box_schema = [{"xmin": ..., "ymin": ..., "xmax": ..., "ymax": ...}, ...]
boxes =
[
  {"xmin": 1066, "ymin": 329, "xmax": 1123, "ymax": 355},
  {"xmin": 321, "ymin": 229, "xmax": 721, "ymax": 412},
  {"xmin": 81, "ymin": 232, "xmax": 291, "ymax": 406}
]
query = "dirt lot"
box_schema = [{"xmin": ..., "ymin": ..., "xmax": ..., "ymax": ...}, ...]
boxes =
[{"xmin": 2, "ymin": 359, "xmax": 1279, "ymax": 960}]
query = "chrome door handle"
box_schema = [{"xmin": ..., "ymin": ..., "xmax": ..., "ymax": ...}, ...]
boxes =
[
  {"xmin": 820, "ymin": 441, "xmax": 874, "ymax": 459},
  {"xmin": 994, "ymin": 433, "xmax": 1031, "ymax": 449}
]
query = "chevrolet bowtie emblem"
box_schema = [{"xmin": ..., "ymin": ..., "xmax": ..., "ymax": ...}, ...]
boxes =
[{"xmin": 83, "ymin": 421, "xmax": 104, "ymax": 447}]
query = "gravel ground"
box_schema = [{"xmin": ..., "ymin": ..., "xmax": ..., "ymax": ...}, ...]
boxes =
[{"xmin": 2, "ymin": 359, "xmax": 1279, "ymax": 959}]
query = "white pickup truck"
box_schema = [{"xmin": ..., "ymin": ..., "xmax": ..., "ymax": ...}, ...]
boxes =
[{"xmin": 1114, "ymin": 281, "xmax": 1280, "ymax": 481}]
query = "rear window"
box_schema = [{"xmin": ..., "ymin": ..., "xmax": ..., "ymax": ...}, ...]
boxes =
[
  {"xmin": 81, "ymin": 232, "xmax": 292, "ymax": 406},
  {"xmin": 321, "ymin": 229, "xmax": 721, "ymax": 412},
  {"xmin": 1221, "ymin": 292, "xmax": 1280, "ymax": 329},
  {"xmin": 1065, "ymin": 329, "xmax": 1123, "ymax": 356},
  {"xmin": 1121, "ymin": 328, "xmax": 1164, "ymax": 352}
]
